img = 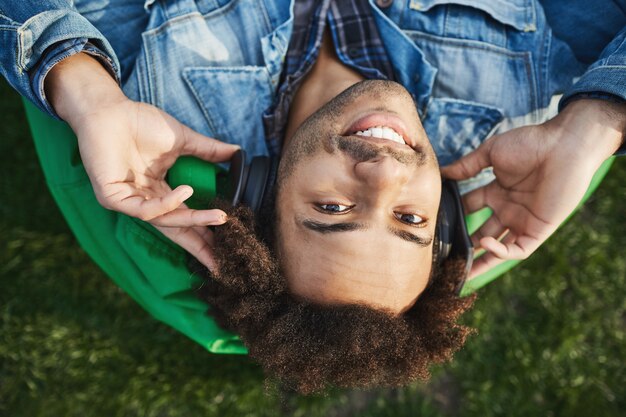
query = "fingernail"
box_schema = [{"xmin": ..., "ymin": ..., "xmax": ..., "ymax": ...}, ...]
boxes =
[
  {"xmin": 208, "ymin": 212, "xmax": 227, "ymax": 225},
  {"xmin": 180, "ymin": 187, "xmax": 193, "ymax": 199}
]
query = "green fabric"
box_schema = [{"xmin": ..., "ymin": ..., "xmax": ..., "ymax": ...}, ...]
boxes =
[
  {"xmin": 23, "ymin": 99, "xmax": 614, "ymax": 352},
  {"xmin": 23, "ymin": 99, "xmax": 247, "ymax": 354}
]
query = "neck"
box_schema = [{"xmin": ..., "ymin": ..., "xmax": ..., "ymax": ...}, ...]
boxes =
[{"xmin": 283, "ymin": 29, "xmax": 365, "ymax": 145}]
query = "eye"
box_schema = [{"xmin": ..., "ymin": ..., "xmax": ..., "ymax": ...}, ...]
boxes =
[
  {"xmin": 316, "ymin": 203, "xmax": 353, "ymax": 214},
  {"xmin": 394, "ymin": 212, "xmax": 425, "ymax": 226}
]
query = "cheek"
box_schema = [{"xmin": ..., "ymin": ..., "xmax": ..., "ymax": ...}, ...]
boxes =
[
  {"xmin": 405, "ymin": 171, "xmax": 441, "ymax": 210},
  {"xmin": 397, "ymin": 248, "xmax": 433, "ymax": 274}
]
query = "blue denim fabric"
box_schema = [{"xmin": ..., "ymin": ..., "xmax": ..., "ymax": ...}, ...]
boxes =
[
  {"xmin": 540, "ymin": 0, "xmax": 626, "ymax": 155},
  {"xmin": 560, "ymin": 26, "xmax": 626, "ymax": 106},
  {"xmin": 541, "ymin": 0, "xmax": 626, "ymax": 65},
  {"xmin": 542, "ymin": 1, "xmax": 626, "ymax": 109},
  {"xmin": 1, "ymin": 0, "xmax": 623, "ymax": 174},
  {"xmin": 120, "ymin": 0, "xmax": 294, "ymax": 160},
  {"xmin": 0, "ymin": 0, "xmax": 123, "ymax": 116}
]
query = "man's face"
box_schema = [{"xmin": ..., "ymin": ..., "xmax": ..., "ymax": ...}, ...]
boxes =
[{"xmin": 276, "ymin": 80, "xmax": 441, "ymax": 314}]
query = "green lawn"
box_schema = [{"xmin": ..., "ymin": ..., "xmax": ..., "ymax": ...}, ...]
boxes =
[{"xmin": 1, "ymin": 78, "xmax": 625, "ymax": 417}]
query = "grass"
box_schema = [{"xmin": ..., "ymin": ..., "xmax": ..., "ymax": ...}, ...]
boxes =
[{"xmin": 1, "ymin": 78, "xmax": 625, "ymax": 416}]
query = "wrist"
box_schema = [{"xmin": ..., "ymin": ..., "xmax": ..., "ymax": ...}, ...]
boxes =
[
  {"xmin": 44, "ymin": 52, "xmax": 127, "ymax": 127},
  {"xmin": 551, "ymin": 98, "xmax": 626, "ymax": 165}
]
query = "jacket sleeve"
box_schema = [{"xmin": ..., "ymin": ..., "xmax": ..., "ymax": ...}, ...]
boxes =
[
  {"xmin": 560, "ymin": 26, "xmax": 626, "ymax": 105},
  {"xmin": 0, "ymin": 1, "xmax": 121, "ymax": 118},
  {"xmin": 559, "ymin": 26, "xmax": 626, "ymax": 155}
]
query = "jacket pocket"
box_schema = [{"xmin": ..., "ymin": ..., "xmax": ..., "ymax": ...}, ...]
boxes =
[
  {"xmin": 408, "ymin": 29, "xmax": 537, "ymax": 115},
  {"xmin": 132, "ymin": 0, "xmax": 287, "ymax": 153},
  {"xmin": 379, "ymin": 0, "xmax": 541, "ymax": 116},
  {"xmin": 422, "ymin": 97, "xmax": 503, "ymax": 167},
  {"xmin": 400, "ymin": 0, "xmax": 537, "ymax": 46},
  {"xmin": 183, "ymin": 66, "xmax": 273, "ymax": 157}
]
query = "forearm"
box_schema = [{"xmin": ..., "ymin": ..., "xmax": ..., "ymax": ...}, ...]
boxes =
[
  {"xmin": 548, "ymin": 98, "xmax": 626, "ymax": 167},
  {"xmin": 0, "ymin": 1, "xmax": 120, "ymax": 118},
  {"xmin": 45, "ymin": 52, "xmax": 126, "ymax": 129}
]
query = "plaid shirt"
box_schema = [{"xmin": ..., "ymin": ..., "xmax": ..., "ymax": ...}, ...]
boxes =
[{"xmin": 263, "ymin": 0, "xmax": 395, "ymax": 156}]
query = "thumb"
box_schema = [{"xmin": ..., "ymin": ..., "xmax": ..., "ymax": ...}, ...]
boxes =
[
  {"xmin": 180, "ymin": 124, "xmax": 240, "ymax": 163},
  {"xmin": 441, "ymin": 137, "xmax": 494, "ymax": 180}
]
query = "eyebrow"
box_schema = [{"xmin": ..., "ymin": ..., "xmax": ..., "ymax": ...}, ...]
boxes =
[{"xmin": 300, "ymin": 219, "xmax": 433, "ymax": 248}]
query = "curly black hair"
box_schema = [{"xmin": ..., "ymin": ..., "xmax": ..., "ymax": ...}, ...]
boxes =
[{"xmin": 194, "ymin": 202, "xmax": 476, "ymax": 394}]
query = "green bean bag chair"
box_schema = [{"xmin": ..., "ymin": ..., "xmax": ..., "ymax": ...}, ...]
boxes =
[{"xmin": 23, "ymin": 99, "xmax": 614, "ymax": 354}]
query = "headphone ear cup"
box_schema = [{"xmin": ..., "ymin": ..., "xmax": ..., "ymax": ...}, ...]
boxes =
[
  {"xmin": 242, "ymin": 156, "xmax": 270, "ymax": 213},
  {"xmin": 437, "ymin": 181, "xmax": 456, "ymax": 264},
  {"xmin": 432, "ymin": 180, "xmax": 474, "ymax": 293},
  {"xmin": 432, "ymin": 222, "xmax": 441, "ymax": 266},
  {"xmin": 241, "ymin": 156, "xmax": 279, "ymax": 213},
  {"xmin": 265, "ymin": 157, "xmax": 279, "ymax": 197},
  {"xmin": 229, "ymin": 149, "xmax": 247, "ymax": 207}
]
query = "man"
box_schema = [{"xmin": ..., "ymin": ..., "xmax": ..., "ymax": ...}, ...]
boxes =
[{"xmin": 1, "ymin": 0, "xmax": 624, "ymax": 391}]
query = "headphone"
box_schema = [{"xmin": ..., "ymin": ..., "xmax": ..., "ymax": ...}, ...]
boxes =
[
  {"xmin": 227, "ymin": 149, "xmax": 279, "ymax": 213},
  {"xmin": 225, "ymin": 149, "xmax": 473, "ymax": 285},
  {"xmin": 434, "ymin": 180, "xmax": 474, "ymax": 291}
]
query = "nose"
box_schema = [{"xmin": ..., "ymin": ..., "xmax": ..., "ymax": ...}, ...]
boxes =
[{"xmin": 354, "ymin": 154, "xmax": 411, "ymax": 189}]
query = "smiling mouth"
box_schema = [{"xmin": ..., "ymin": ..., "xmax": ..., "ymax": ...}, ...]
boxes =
[
  {"xmin": 352, "ymin": 126, "xmax": 406, "ymax": 145},
  {"xmin": 344, "ymin": 112, "xmax": 415, "ymax": 148}
]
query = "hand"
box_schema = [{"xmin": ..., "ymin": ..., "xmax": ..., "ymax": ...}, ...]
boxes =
[
  {"xmin": 442, "ymin": 99, "xmax": 626, "ymax": 279},
  {"xmin": 45, "ymin": 53, "xmax": 239, "ymax": 270}
]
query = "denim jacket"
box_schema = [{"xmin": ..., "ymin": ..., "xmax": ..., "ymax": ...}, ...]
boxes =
[{"xmin": 1, "ymin": 0, "xmax": 624, "ymax": 181}]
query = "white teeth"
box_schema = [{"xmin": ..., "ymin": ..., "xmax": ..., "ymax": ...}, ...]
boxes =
[
  {"xmin": 354, "ymin": 126, "xmax": 406, "ymax": 144},
  {"xmin": 381, "ymin": 127, "xmax": 394, "ymax": 140}
]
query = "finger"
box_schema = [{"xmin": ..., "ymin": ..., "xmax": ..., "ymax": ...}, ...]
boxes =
[
  {"xmin": 150, "ymin": 208, "xmax": 228, "ymax": 227},
  {"xmin": 441, "ymin": 138, "xmax": 495, "ymax": 180},
  {"xmin": 157, "ymin": 225, "xmax": 217, "ymax": 272},
  {"xmin": 111, "ymin": 185, "xmax": 193, "ymax": 221},
  {"xmin": 157, "ymin": 200, "xmax": 216, "ymax": 246},
  {"xmin": 469, "ymin": 232, "xmax": 516, "ymax": 278},
  {"xmin": 193, "ymin": 225, "xmax": 215, "ymax": 247},
  {"xmin": 180, "ymin": 124, "xmax": 240, "ymax": 163},
  {"xmin": 469, "ymin": 252, "xmax": 506, "ymax": 279},
  {"xmin": 471, "ymin": 214, "xmax": 508, "ymax": 248},
  {"xmin": 479, "ymin": 233, "xmax": 541, "ymax": 261}
]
